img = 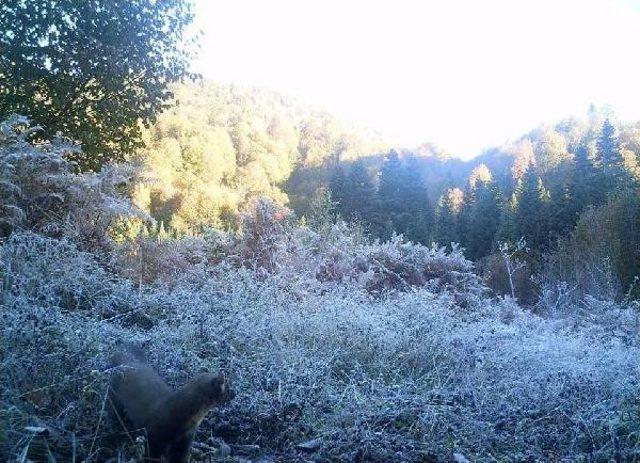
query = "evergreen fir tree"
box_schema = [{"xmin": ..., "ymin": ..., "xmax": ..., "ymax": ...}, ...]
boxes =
[
  {"xmin": 466, "ymin": 180, "xmax": 502, "ymax": 259},
  {"xmin": 569, "ymin": 142, "xmax": 601, "ymax": 211},
  {"xmin": 375, "ymin": 152, "xmax": 433, "ymax": 243},
  {"xmin": 401, "ymin": 155, "xmax": 434, "ymax": 243},
  {"xmin": 329, "ymin": 164, "xmax": 348, "ymax": 217},
  {"xmin": 514, "ymin": 166, "xmax": 548, "ymax": 250},
  {"xmin": 378, "ymin": 150, "xmax": 403, "ymax": 200},
  {"xmin": 456, "ymin": 190, "xmax": 472, "ymax": 252},
  {"xmin": 593, "ymin": 119, "xmax": 631, "ymax": 199},
  {"xmin": 494, "ymin": 194, "xmax": 516, "ymax": 245},
  {"xmin": 375, "ymin": 150, "xmax": 404, "ymax": 239},
  {"xmin": 344, "ymin": 160, "xmax": 376, "ymax": 221},
  {"xmin": 596, "ymin": 119, "xmax": 623, "ymax": 171},
  {"xmin": 435, "ymin": 188, "xmax": 463, "ymax": 247},
  {"xmin": 547, "ymin": 180, "xmax": 577, "ymax": 240}
]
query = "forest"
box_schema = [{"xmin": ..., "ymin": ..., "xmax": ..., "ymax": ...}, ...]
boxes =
[
  {"xmin": 133, "ymin": 81, "xmax": 640, "ymax": 305},
  {"xmin": 1, "ymin": 1, "xmax": 640, "ymax": 462}
]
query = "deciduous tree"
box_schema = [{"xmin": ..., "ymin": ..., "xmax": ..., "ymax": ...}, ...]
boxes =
[{"xmin": 0, "ymin": 0, "xmax": 197, "ymax": 170}]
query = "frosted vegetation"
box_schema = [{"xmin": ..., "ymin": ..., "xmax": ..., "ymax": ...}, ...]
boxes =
[{"xmin": 1, "ymin": 117, "xmax": 640, "ymax": 462}]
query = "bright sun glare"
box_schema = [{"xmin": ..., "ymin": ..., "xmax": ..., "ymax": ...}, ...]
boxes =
[{"xmin": 193, "ymin": 0, "xmax": 640, "ymax": 158}]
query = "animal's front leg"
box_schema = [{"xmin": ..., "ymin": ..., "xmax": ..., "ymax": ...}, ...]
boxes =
[
  {"xmin": 167, "ymin": 432, "xmax": 194, "ymax": 463},
  {"xmin": 147, "ymin": 437, "xmax": 167, "ymax": 462}
]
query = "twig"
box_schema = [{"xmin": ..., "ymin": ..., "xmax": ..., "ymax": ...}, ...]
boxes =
[
  {"xmin": 106, "ymin": 395, "xmax": 136, "ymax": 445},
  {"xmin": 86, "ymin": 385, "xmax": 109, "ymax": 460}
]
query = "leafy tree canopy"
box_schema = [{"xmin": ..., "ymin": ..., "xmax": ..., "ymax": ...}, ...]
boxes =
[{"xmin": 0, "ymin": 0, "xmax": 197, "ymax": 170}]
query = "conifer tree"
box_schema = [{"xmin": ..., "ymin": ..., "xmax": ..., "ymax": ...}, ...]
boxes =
[
  {"xmin": 456, "ymin": 191, "xmax": 472, "ymax": 252},
  {"xmin": 435, "ymin": 188, "xmax": 464, "ymax": 247},
  {"xmin": 466, "ymin": 179, "xmax": 502, "ymax": 259},
  {"xmin": 494, "ymin": 195, "xmax": 516, "ymax": 245},
  {"xmin": 514, "ymin": 166, "xmax": 548, "ymax": 250},
  {"xmin": 375, "ymin": 150, "xmax": 404, "ymax": 239},
  {"xmin": 329, "ymin": 164, "xmax": 348, "ymax": 217},
  {"xmin": 378, "ymin": 150, "xmax": 403, "ymax": 200},
  {"xmin": 594, "ymin": 119, "xmax": 630, "ymax": 199},
  {"xmin": 570, "ymin": 142, "xmax": 600, "ymax": 210},
  {"xmin": 344, "ymin": 160, "xmax": 376, "ymax": 221},
  {"xmin": 376, "ymin": 152, "xmax": 433, "ymax": 243},
  {"xmin": 401, "ymin": 156, "xmax": 434, "ymax": 243},
  {"xmin": 547, "ymin": 180, "xmax": 577, "ymax": 240},
  {"xmin": 596, "ymin": 119, "xmax": 623, "ymax": 172}
]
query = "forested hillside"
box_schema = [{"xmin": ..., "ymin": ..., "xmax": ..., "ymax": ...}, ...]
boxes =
[
  {"xmin": 137, "ymin": 85, "xmax": 640, "ymax": 302},
  {"xmin": 329, "ymin": 108, "xmax": 640, "ymax": 301},
  {"xmin": 334, "ymin": 107, "xmax": 640, "ymax": 254},
  {"xmin": 133, "ymin": 81, "xmax": 387, "ymax": 233}
]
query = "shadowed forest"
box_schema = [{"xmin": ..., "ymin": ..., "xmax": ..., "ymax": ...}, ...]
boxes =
[{"xmin": 1, "ymin": 1, "xmax": 639, "ymax": 462}]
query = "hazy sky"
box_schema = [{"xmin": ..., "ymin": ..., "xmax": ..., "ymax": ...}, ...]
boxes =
[{"xmin": 193, "ymin": 0, "xmax": 640, "ymax": 159}]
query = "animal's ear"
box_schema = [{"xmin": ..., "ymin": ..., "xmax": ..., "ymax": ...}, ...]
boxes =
[
  {"xmin": 211, "ymin": 372, "xmax": 232, "ymax": 397},
  {"xmin": 128, "ymin": 343, "xmax": 147, "ymax": 361},
  {"xmin": 210, "ymin": 372, "xmax": 225, "ymax": 388},
  {"xmin": 211, "ymin": 373, "xmax": 236, "ymax": 401}
]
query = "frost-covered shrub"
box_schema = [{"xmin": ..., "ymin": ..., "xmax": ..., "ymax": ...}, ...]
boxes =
[
  {"xmin": 480, "ymin": 252, "xmax": 536, "ymax": 305},
  {"xmin": 125, "ymin": 274, "xmax": 640, "ymax": 462},
  {"xmin": 1, "ymin": 232, "xmax": 116, "ymax": 313},
  {"xmin": 120, "ymin": 199, "xmax": 485, "ymax": 301},
  {"xmin": 0, "ymin": 115, "xmax": 143, "ymax": 250},
  {"xmin": 0, "ymin": 233, "xmax": 200, "ymax": 324},
  {"xmin": 155, "ymin": 279, "xmax": 639, "ymax": 462},
  {"xmin": 114, "ymin": 231, "xmax": 210, "ymax": 285},
  {"xmin": 0, "ymin": 234, "xmax": 224, "ymax": 461},
  {"xmin": 235, "ymin": 198, "xmax": 299, "ymax": 272},
  {"xmin": 319, "ymin": 236, "xmax": 483, "ymax": 300},
  {"xmin": 0, "ymin": 115, "xmax": 71, "ymax": 237},
  {"xmin": 203, "ymin": 200, "xmax": 486, "ymax": 300},
  {"xmin": 547, "ymin": 295, "xmax": 640, "ymax": 346}
]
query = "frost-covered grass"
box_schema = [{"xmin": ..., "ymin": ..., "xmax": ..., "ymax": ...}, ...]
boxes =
[{"xmin": 2, "ymin": 232, "xmax": 639, "ymax": 462}]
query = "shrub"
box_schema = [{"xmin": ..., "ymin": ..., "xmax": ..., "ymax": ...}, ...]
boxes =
[
  {"xmin": 481, "ymin": 252, "xmax": 536, "ymax": 305},
  {"xmin": 0, "ymin": 115, "xmax": 144, "ymax": 251}
]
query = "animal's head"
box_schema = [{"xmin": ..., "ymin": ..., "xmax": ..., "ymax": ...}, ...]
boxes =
[{"xmin": 196, "ymin": 372, "xmax": 236, "ymax": 405}]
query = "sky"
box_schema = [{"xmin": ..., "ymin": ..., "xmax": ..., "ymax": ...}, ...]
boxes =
[{"xmin": 193, "ymin": 0, "xmax": 640, "ymax": 159}]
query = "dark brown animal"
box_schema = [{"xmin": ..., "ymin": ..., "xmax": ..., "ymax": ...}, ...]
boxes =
[{"xmin": 109, "ymin": 349, "xmax": 235, "ymax": 463}]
